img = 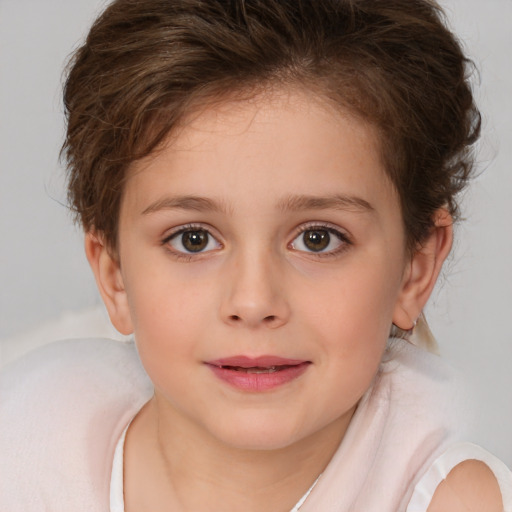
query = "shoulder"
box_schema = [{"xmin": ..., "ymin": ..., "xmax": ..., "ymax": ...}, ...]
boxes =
[
  {"xmin": 379, "ymin": 339, "xmax": 473, "ymax": 437},
  {"xmin": 0, "ymin": 338, "xmax": 153, "ymax": 510},
  {"xmin": 407, "ymin": 443, "xmax": 512, "ymax": 512},
  {"xmin": 1, "ymin": 336, "xmax": 150, "ymax": 395},
  {"xmin": 376, "ymin": 341, "xmax": 511, "ymax": 510},
  {"xmin": 382, "ymin": 337, "xmax": 460, "ymax": 386},
  {"xmin": 426, "ymin": 459, "xmax": 503, "ymax": 512},
  {"xmin": 1, "ymin": 336, "xmax": 152, "ymax": 428}
]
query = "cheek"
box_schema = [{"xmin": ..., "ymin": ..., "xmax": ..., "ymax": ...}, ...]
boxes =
[
  {"xmin": 124, "ymin": 250, "xmax": 215, "ymax": 325},
  {"xmin": 120, "ymin": 259, "xmax": 214, "ymax": 367},
  {"xmin": 126, "ymin": 282, "xmax": 206, "ymax": 399},
  {"xmin": 297, "ymin": 259, "xmax": 402, "ymax": 337}
]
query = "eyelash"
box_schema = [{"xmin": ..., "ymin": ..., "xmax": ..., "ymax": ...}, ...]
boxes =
[
  {"xmin": 161, "ymin": 223, "xmax": 223, "ymax": 261},
  {"xmin": 289, "ymin": 222, "xmax": 352, "ymax": 258},
  {"xmin": 161, "ymin": 222, "xmax": 352, "ymax": 261}
]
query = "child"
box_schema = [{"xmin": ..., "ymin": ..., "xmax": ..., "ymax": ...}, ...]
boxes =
[{"xmin": 1, "ymin": 0, "xmax": 511, "ymax": 510}]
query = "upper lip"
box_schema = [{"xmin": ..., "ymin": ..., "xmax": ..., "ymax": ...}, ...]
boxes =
[{"xmin": 206, "ymin": 356, "xmax": 309, "ymax": 368}]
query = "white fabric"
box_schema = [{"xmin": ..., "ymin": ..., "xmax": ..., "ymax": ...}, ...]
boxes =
[
  {"xmin": 1, "ymin": 337, "xmax": 511, "ymax": 511},
  {"xmin": 0, "ymin": 305, "xmax": 128, "ymax": 369},
  {"xmin": 0, "ymin": 338, "xmax": 153, "ymax": 512},
  {"xmin": 110, "ymin": 424, "xmax": 129, "ymax": 512},
  {"xmin": 407, "ymin": 443, "xmax": 512, "ymax": 511},
  {"xmin": 289, "ymin": 476, "xmax": 321, "ymax": 512}
]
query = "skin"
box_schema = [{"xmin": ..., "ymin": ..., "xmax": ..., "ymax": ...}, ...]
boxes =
[
  {"xmin": 427, "ymin": 460, "xmax": 503, "ymax": 512},
  {"xmin": 87, "ymin": 88, "xmax": 455, "ymax": 511}
]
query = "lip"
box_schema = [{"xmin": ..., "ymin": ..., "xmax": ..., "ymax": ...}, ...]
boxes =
[
  {"xmin": 205, "ymin": 355, "xmax": 311, "ymax": 392},
  {"xmin": 208, "ymin": 355, "xmax": 307, "ymax": 368}
]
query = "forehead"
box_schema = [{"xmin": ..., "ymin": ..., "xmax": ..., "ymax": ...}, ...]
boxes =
[{"xmin": 122, "ymin": 88, "xmax": 398, "ymax": 220}]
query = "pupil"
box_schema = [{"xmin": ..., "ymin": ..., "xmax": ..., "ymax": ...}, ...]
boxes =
[
  {"xmin": 304, "ymin": 229, "xmax": 330, "ymax": 251},
  {"xmin": 182, "ymin": 230, "xmax": 208, "ymax": 252}
]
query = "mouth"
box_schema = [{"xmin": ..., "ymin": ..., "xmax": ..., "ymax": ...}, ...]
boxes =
[
  {"xmin": 205, "ymin": 356, "xmax": 311, "ymax": 392},
  {"xmin": 217, "ymin": 365, "xmax": 289, "ymax": 374}
]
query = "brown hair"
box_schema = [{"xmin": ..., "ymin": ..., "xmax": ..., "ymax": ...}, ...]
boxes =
[{"xmin": 62, "ymin": 0, "xmax": 480, "ymax": 253}]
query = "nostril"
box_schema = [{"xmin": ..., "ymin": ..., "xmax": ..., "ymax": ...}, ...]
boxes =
[{"xmin": 224, "ymin": 313, "xmax": 285, "ymax": 326}]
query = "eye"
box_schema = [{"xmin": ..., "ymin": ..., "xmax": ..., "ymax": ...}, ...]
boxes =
[
  {"xmin": 290, "ymin": 226, "xmax": 348, "ymax": 254},
  {"xmin": 166, "ymin": 227, "xmax": 221, "ymax": 254}
]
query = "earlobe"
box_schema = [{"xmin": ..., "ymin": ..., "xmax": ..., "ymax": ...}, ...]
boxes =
[
  {"xmin": 393, "ymin": 209, "xmax": 453, "ymax": 330},
  {"xmin": 85, "ymin": 231, "xmax": 134, "ymax": 335}
]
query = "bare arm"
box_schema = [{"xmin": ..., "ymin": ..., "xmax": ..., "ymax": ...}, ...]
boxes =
[{"xmin": 427, "ymin": 460, "xmax": 503, "ymax": 512}]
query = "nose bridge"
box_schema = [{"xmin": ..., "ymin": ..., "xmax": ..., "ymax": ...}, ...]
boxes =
[{"xmin": 220, "ymin": 242, "xmax": 290, "ymax": 328}]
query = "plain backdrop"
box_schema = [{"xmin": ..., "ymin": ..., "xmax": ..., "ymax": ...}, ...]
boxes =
[{"xmin": 1, "ymin": 0, "xmax": 511, "ymax": 466}]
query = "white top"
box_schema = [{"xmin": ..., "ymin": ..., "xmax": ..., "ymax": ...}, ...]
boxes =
[
  {"xmin": 1, "ymin": 337, "xmax": 511, "ymax": 511},
  {"xmin": 108, "ymin": 425, "xmax": 512, "ymax": 512},
  {"xmin": 407, "ymin": 443, "xmax": 512, "ymax": 511}
]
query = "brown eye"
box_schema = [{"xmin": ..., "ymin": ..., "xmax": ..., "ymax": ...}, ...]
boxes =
[
  {"xmin": 181, "ymin": 230, "xmax": 209, "ymax": 252},
  {"xmin": 167, "ymin": 227, "xmax": 221, "ymax": 254},
  {"xmin": 303, "ymin": 229, "xmax": 330, "ymax": 252},
  {"xmin": 290, "ymin": 225, "xmax": 347, "ymax": 255}
]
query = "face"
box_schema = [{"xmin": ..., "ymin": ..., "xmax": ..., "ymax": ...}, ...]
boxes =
[{"xmin": 112, "ymin": 89, "xmax": 412, "ymax": 450}]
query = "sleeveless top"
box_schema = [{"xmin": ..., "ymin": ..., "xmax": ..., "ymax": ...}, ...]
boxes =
[{"xmin": 1, "ymin": 337, "xmax": 511, "ymax": 511}]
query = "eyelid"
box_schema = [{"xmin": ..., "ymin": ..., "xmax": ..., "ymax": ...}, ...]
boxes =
[
  {"xmin": 288, "ymin": 222, "xmax": 352, "ymax": 256},
  {"xmin": 290, "ymin": 221, "xmax": 352, "ymax": 241},
  {"xmin": 162, "ymin": 223, "xmax": 219, "ymax": 241},
  {"xmin": 161, "ymin": 223, "xmax": 223, "ymax": 257}
]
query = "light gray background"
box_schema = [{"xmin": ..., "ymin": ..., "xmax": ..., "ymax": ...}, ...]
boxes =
[{"xmin": 1, "ymin": 0, "xmax": 511, "ymax": 466}]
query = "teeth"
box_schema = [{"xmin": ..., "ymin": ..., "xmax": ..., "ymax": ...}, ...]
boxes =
[
  {"xmin": 246, "ymin": 366, "xmax": 278, "ymax": 374},
  {"xmin": 221, "ymin": 365, "xmax": 281, "ymax": 373}
]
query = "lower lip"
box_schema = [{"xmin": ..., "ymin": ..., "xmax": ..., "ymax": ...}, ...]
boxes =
[{"xmin": 207, "ymin": 363, "xmax": 310, "ymax": 392}]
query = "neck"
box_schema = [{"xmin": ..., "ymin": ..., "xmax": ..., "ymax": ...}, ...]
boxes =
[{"xmin": 124, "ymin": 396, "xmax": 354, "ymax": 512}]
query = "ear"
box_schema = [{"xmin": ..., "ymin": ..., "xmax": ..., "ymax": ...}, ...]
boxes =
[
  {"xmin": 392, "ymin": 209, "xmax": 453, "ymax": 330},
  {"xmin": 85, "ymin": 231, "xmax": 134, "ymax": 335}
]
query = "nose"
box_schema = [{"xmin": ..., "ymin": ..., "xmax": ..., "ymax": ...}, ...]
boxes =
[{"xmin": 219, "ymin": 250, "xmax": 291, "ymax": 329}]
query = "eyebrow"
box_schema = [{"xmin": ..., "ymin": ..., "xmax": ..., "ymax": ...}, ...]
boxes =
[
  {"xmin": 141, "ymin": 193, "xmax": 374, "ymax": 216},
  {"xmin": 277, "ymin": 194, "xmax": 375, "ymax": 214},
  {"xmin": 141, "ymin": 196, "xmax": 230, "ymax": 215}
]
